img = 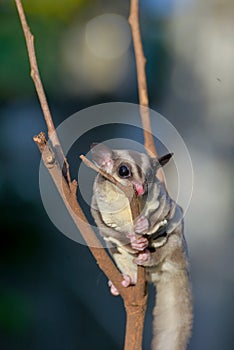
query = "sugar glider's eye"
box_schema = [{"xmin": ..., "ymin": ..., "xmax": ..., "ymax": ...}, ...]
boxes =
[{"xmin": 118, "ymin": 165, "xmax": 131, "ymax": 178}]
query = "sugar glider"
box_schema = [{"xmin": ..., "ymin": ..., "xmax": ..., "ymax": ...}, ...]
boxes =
[{"xmin": 91, "ymin": 143, "xmax": 192, "ymax": 350}]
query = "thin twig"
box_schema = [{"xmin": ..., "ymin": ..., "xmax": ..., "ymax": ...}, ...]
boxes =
[
  {"xmin": 14, "ymin": 0, "xmax": 71, "ymax": 184},
  {"xmin": 128, "ymin": 0, "xmax": 156, "ymax": 154},
  {"xmin": 15, "ymin": 0, "xmax": 54, "ymax": 136},
  {"xmin": 80, "ymin": 155, "xmax": 123, "ymax": 188},
  {"xmin": 129, "ymin": 0, "xmax": 164, "ymax": 183},
  {"xmin": 80, "ymin": 155, "xmax": 139, "ymax": 216}
]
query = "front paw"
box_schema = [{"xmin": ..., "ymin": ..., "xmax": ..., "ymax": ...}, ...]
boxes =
[
  {"xmin": 134, "ymin": 215, "xmax": 149, "ymax": 234},
  {"xmin": 127, "ymin": 233, "xmax": 149, "ymax": 251},
  {"xmin": 134, "ymin": 249, "xmax": 151, "ymax": 265},
  {"xmin": 108, "ymin": 274, "xmax": 132, "ymax": 296}
]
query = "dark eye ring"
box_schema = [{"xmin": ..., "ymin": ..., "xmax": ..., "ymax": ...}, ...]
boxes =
[
  {"xmin": 146, "ymin": 168, "xmax": 154, "ymax": 181},
  {"xmin": 118, "ymin": 165, "xmax": 131, "ymax": 178}
]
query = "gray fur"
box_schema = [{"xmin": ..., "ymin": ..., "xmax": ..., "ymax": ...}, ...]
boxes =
[{"xmin": 91, "ymin": 146, "xmax": 193, "ymax": 349}]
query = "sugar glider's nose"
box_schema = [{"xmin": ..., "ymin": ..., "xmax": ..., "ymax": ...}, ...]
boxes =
[{"xmin": 132, "ymin": 181, "xmax": 145, "ymax": 196}]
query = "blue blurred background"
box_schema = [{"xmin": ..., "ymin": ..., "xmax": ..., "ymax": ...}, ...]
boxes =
[{"xmin": 0, "ymin": 0, "xmax": 233, "ymax": 349}]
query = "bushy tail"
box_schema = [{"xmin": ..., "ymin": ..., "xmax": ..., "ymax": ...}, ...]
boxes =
[{"xmin": 152, "ymin": 269, "xmax": 193, "ymax": 350}]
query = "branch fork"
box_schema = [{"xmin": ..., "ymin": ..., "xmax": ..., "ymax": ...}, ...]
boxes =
[{"xmin": 15, "ymin": 0, "xmax": 158, "ymax": 349}]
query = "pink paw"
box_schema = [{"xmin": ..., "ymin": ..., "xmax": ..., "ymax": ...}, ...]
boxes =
[
  {"xmin": 134, "ymin": 249, "xmax": 151, "ymax": 265},
  {"xmin": 127, "ymin": 232, "xmax": 149, "ymax": 251},
  {"xmin": 108, "ymin": 274, "xmax": 132, "ymax": 296},
  {"xmin": 134, "ymin": 215, "xmax": 149, "ymax": 234}
]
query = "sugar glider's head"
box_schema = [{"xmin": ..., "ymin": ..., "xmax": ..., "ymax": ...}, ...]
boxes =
[{"xmin": 91, "ymin": 143, "xmax": 173, "ymax": 196}]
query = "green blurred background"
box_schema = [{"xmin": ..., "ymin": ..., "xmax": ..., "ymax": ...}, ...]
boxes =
[{"xmin": 0, "ymin": 0, "xmax": 233, "ymax": 349}]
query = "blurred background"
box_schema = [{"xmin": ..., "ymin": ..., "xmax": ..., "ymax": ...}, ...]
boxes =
[{"xmin": 0, "ymin": 0, "xmax": 233, "ymax": 349}]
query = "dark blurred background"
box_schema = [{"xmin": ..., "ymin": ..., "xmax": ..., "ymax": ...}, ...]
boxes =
[{"xmin": 0, "ymin": 0, "xmax": 233, "ymax": 349}]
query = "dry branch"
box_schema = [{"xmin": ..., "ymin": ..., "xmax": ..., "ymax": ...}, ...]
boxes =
[
  {"xmin": 15, "ymin": 0, "xmax": 160, "ymax": 349},
  {"xmin": 14, "ymin": 0, "xmax": 71, "ymax": 183},
  {"xmin": 129, "ymin": 0, "xmax": 164, "ymax": 183},
  {"xmin": 15, "ymin": 0, "xmax": 136, "ymax": 301},
  {"xmin": 128, "ymin": 0, "xmax": 156, "ymax": 154}
]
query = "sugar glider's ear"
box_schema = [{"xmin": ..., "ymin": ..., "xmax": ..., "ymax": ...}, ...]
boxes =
[
  {"xmin": 151, "ymin": 153, "xmax": 173, "ymax": 169},
  {"xmin": 158, "ymin": 153, "xmax": 173, "ymax": 167},
  {"xmin": 90, "ymin": 143, "xmax": 113, "ymax": 172}
]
